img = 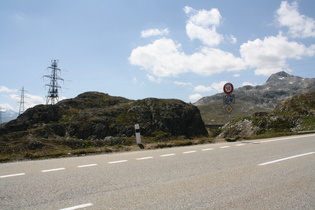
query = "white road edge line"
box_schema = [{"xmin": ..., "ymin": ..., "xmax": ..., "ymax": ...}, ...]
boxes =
[
  {"xmin": 77, "ymin": 164, "xmax": 98, "ymax": 168},
  {"xmin": 160, "ymin": 153, "xmax": 176, "ymax": 157},
  {"xmin": 201, "ymin": 148, "xmax": 214, "ymax": 151},
  {"xmin": 259, "ymin": 134, "xmax": 315, "ymax": 143},
  {"xmin": 258, "ymin": 152, "xmax": 315, "ymax": 166},
  {"xmin": 136, "ymin": 156, "xmax": 153, "ymax": 160},
  {"xmin": 108, "ymin": 160, "xmax": 128, "ymax": 164},
  {"xmin": 60, "ymin": 203, "xmax": 93, "ymax": 210},
  {"xmin": 41, "ymin": 168, "xmax": 65, "ymax": 173},
  {"xmin": 183, "ymin": 150, "xmax": 197, "ymax": 154},
  {"xmin": 0, "ymin": 173, "xmax": 26, "ymax": 178}
]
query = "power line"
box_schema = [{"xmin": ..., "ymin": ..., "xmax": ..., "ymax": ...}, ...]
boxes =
[{"xmin": 44, "ymin": 60, "xmax": 64, "ymax": 105}]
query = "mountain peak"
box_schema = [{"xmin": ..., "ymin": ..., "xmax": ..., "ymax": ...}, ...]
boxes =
[{"xmin": 266, "ymin": 71, "xmax": 299, "ymax": 83}]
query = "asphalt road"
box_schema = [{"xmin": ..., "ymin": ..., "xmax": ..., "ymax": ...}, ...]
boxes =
[{"xmin": 1, "ymin": 134, "xmax": 315, "ymax": 209}]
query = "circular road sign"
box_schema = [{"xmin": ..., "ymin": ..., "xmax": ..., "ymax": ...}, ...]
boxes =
[{"xmin": 223, "ymin": 83, "xmax": 234, "ymax": 94}]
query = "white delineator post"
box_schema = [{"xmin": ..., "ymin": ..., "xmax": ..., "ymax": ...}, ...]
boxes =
[{"xmin": 135, "ymin": 124, "xmax": 141, "ymax": 145}]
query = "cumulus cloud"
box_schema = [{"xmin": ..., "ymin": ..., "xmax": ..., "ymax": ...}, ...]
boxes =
[
  {"xmin": 211, "ymin": 81, "xmax": 229, "ymax": 92},
  {"xmin": 25, "ymin": 93, "xmax": 45, "ymax": 109},
  {"xmin": 9, "ymin": 92, "xmax": 45, "ymax": 111},
  {"xmin": 130, "ymin": 3, "xmax": 315, "ymax": 82},
  {"xmin": 0, "ymin": 86, "xmax": 18, "ymax": 93},
  {"xmin": 194, "ymin": 81, "xmax": 228, "ymax": 93},
  {"xmin": 141, "ymin": 28, "xmax": 170, "ymax": 38},
  {"xmin": 184, "ymin": 6, "xmax": 223, "ymax": 46},
  {"xmin": 189, "ymin": 93, "xmax": 203, "ymax": 101},
  {"xmin": 194, "ymin": 85, "xmax": 212, "ymax": 92},
  {"xmin": 174, "ymin": 81, "xmax": 192, "ymax": 86},
  {"xmin": 129, "ymin": 38, "xmax": 188, "ymax": 78},
  {"xmin": 0, "ymin": 103, "xmax": 15, "ymax": 111},
  {"xmin": 240, "ymin": 33, "xmax": 315, "ymax": 76},
  {"xmin": 276, "ymin": 1, "xmax": 315, "ymax": 38},
  {"xmin": 129, "ymin": 38, "xmax": 245, "ymax": 80}
]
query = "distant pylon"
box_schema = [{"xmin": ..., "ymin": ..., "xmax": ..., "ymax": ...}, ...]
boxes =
[
  {"xmin": 0, "ymin": 106, "xmax": 2, "ymax": 124},
  {"xmin": 19, "ymin": 86, "xmax": 27, "ymax": 115},
  {"xmin": 44, "ymin": 60, "xmax": 63, "ymax": 105}
]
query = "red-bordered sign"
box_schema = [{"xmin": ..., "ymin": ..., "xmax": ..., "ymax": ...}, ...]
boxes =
[{"xmin": 223, "ymin": 83, "xmax": 234, "ymax": 94}]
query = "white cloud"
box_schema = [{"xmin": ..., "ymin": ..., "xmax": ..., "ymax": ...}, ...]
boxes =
[
  {"xmin": 242, "ymin": 82, "xmax": 255, "ymax": 86},
  {"xmin": 0, "ymin": 86, "xmax": 18, "ymax": 93},
  {"xmin": 189, "ymin": 93, "xmax": 203, "ymax": 101},
  {"xmin": 141, "ymin": 28, "xmax": 170, "ymax": 38},
  {"xmin": 25, "ymin": 93, "xmax": 45, "ymax": 109},
  {"xmin": 174, "ymin": 81, "xmax": 192, "ymax": 86},
  {"xmin": 227, "ymin": 35, "xmax": 237, "ymax": 44},
  {"xmin": 194, "ymin": 85, "xmax": 212, "ymax": 92},
  {"xmin": 194, "ymin": 81, "xmax": 228, "ymax": 93},
  {"xmin": 276, "ymin": 1, "xmax": 315, "ymax": 38},
  {"xmin": 129, "ymin": 6, "xmax": 246, "ymax": 80},
  {"xmin": 0, "ymin": 103, "xmax": 15, "ymax": 111},
  {"xmin": 129, "ymin": 38, "xmax": 245, "ymax": 80},
  {"xmin": 233, "ymin": 73, "xmax": 240, "ymax": 77},
  {"xmin": 129, "ymin": 38, "xmax": 188, "ymax": 78},
  {"xmin": 184, "ymin": 6, "xmax": 221, "ymax": 26},
  {"xmin": 240, "ymin": 33, "xmax": 315, "ymax": 76},
  {"xmin": 9, "ymin": 93, "xmax": 45, "ymax": 111},
  {"xmin": 184, "ymin": 6, "xmax": 223, "ymax": 46},
  {"xmin": 211, "ymin": 81, "xmax": 228, "ymax": 92}
]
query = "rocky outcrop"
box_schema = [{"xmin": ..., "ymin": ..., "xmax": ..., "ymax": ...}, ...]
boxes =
[
  {"xmin": 0, "ymin": 92, "xmax": 208, "ymax": 141},
  {"xmin": 195, "ymin": 71, "xmax": 315, "ymax": 125},
  {"xmin": 219, "ymin": 92, "xmax": 315, "ymax": 138}
]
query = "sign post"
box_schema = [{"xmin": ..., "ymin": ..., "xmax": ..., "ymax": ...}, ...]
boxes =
[{"xmin": 223, "ymin": 83, "xmax": 235, "ymax": 126}]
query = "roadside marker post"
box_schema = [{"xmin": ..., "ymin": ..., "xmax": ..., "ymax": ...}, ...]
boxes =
[{"xmin": 135, "ymin": 124, "xmax": 144, "ymax": 149}]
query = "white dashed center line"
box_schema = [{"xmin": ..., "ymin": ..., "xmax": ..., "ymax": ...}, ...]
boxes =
[
  {"xmin": 108, "ymin": 160, "xmax": 128, "ymax": 164},
  {"xmin": 77, "ymin": 164, "xmax": 98, "ymax": 168},
  {"xmin": 160, "ymin": 153, "xmax": 176, "ymax": 157},
  {"xmin": 236, "ymin": 144, "xmax": 245, "ymax": 146},
  {"xmin": 0, "ymin": 173, "xmax": 26, "ymax": 178},
  {"xmin": 41, "ymin": 168, "xmax": 65, "ymax": 173},
  {"xmin": 136, "ymin": 156, "xmax": 153, "ymax": 160},
  {"xmin": 183, "ymin": 150, "xmax": 197, "ymax": 154},
  {"xmin": 220, "ymin": 146, "xmax": 230, "ymax": 149},
  {"xmin": 60, "ymin": 203, "xmax": 93, "ymax": 210},
  {"xmin": 201, "ymin": 148, "xmax": 214, "ymax": 151}
]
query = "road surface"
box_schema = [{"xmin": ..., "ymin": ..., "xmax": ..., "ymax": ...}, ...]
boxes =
[{"xmin": 1, "ymin": 134, "xmax": 314, "ymax": 209}]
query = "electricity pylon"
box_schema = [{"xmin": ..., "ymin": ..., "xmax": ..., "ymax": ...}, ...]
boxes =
[
  {"xmin": 0, "ymin": 106, "xmax": 2, "ymax": 124},
  {"xmin": 19, "ymin": 86, "xmax": 27, "ymax": 115},
  {"xmin": 44, "ymin": 60, "xmax": 63, "ymax": 105}
]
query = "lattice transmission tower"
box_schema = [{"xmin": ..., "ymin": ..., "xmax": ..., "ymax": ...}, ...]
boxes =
[
  {"xmin": 0, "ymin": 106, "xmax": 2, "ymax": 124},
  {"xmin": 44, "ymin": 60, "xmax": 63, "ymax": 105},
  {"xmin": 19, "ymin": 86, "xmax": 27, "ymax": 115}
]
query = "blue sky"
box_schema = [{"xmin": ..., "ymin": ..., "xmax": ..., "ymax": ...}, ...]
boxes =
[{"xmin": 1, "ymin": 0, "xmax": 315, "ymax": 112}]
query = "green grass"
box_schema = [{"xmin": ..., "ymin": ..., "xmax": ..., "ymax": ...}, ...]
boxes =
[{"xmin": 0, "ymin": 136, "xmax": 214, "ymax": 163}]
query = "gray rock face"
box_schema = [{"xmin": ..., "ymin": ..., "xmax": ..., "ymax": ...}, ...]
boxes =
[
  {"xmin": 0, "ymin": 92, "xmax": 208, "ymax": 141},
  {"xmin": 195, "ymin": 71, "xmax": 315, "ymax": 124}
]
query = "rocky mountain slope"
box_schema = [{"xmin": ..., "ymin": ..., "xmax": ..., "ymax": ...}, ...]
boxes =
[
  {"xmin": 195, "ymin": 71, "xmax": 315, "ymax": 125},
  {"xmin": 0, "ymin": 92, "xmax": 207, "ymax": 158},
  {"xmin": 0, "ymin": 92, "xmax": 208, "ymax": 162},
  {"xmin": 219, "ymin": 92, "xmax": 315, "ymax": 138}
]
